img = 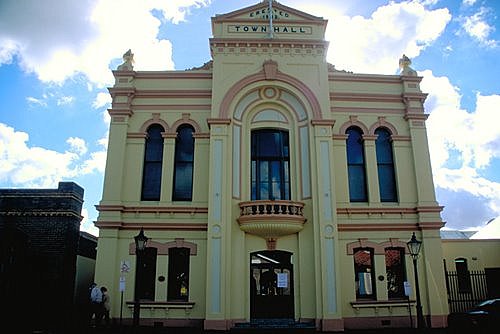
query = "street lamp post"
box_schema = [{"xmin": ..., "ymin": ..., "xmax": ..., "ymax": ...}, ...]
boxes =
[
  {"xmin": 407, "ymin": 232, "xmax": 426, "ymax": 330},
  {"xmin": 133, "ymin": 228, "xmax": 149, "ymax": 328}
]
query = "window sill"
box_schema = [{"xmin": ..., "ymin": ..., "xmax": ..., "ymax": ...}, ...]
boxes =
[
  {"xmin": 350, "ymin": 299, "xmax": 415, "ymax": 313},
  {"xmin": 126, "ymin": 301, "xmax": 195, "ymax": 313}
]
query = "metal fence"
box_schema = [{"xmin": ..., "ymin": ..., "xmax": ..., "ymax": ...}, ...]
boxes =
[{"xmin": 444, "ymin": 269, "xmax": 488, "ymax": 313}]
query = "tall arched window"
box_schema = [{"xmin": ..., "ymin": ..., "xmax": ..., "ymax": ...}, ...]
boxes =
[
  {"xmin": 141, "ymin": 124, "xmax": 164, "ymax": 201},
  {"xmin": 173, "ymin": 125, "xmax": 195, "ymax": 201},
  {"xmin": 251, "ymin": 129, "xmax": 290, "ymax": 200},
  {"xmin": 346, "ymin": 127, "xmax": 367, "ymax": 202},
  {"xmin": 375, "ymin": 128, "xmax": 397, "ymax": 202}
]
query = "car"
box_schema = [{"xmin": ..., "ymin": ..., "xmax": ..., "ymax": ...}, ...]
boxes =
[{"xmin": 448, "ymin": 298, "xmax": 500, "ymax": 333}]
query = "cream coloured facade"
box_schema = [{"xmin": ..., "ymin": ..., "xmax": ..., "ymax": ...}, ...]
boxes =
[{"xmin": 94, "ymin": 1, "xmax": 449, "ymax": 331}]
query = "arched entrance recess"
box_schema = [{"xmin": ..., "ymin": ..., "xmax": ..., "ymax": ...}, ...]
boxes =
[
  {"xmin": 219, "ymin": 60, "xmax": 322, "ymax": 120},
  {"xmin": 250, "ymin": 250, "xmax": 294, "ymax": 319}
]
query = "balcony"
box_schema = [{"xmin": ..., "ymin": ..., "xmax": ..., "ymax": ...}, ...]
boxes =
[{"xmin": 237, "ymin": 200, "xmax": 306, "ymax": 244}]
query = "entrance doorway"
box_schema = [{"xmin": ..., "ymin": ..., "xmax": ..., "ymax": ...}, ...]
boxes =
[{"xmin": 250, "ymin": 250, "xmax": 294, "ymax": 319}]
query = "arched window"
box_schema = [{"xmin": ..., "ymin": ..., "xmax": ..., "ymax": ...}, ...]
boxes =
[
  {"xmin": 251, "ymin": 129, "xmax": 290, "ymax": 200},
  {"xmin": 353, "ymin": 248, "xmax": 376, "ymax": 300},
  {"xmin": 346, "ymin": 127, "xmax": 367, "ymax": 202},
  {"xmin": 375, "ymin": 128, "xmax": 397, "ymax": 202},
  {"xmin": 141, "ymin": 124, "xmax": 164, "ymax": 201},
  {"xmin": 173, "ymin": 125, "xmax": 195, "ymax": 201}
]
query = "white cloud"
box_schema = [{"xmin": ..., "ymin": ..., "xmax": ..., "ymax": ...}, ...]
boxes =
[
  {"xmin": 0, "ymin": 0, "xmax": 212, "ymax": 85},
  {"xmin": 460, "ymin": 7, "xmax": 497, "ymax": 47},
  {"xmin": 92, "ymin": 92, "xmax": 112, "ymax": 109},
  {"xmin": 67, "ymin": 137, "xmax": 88, "ymax": 155},
  {"xmin": 26, "ymin": 96, "xmax": 47, "ymax": 107},
  {"xmin": 0, "ymin": 123, "xmax": 107, "ymax": 187},
  {"xmin": 80, "ymin": 207, "xmax": 100, "ymax": 236},
  {"xmin": 420, "ymin": 70, "xmax": 500, "ymax": 226},
  {"xmin": 321, "ymin": 1, "xmax": 451, "ymax": 74},
  {"xmin": 462, "ymin": 0, "xmax": 477, "ymax": 6},
  {"xmin": 57, "ymin": 96, "xmax": 75, "ymax": 106}
]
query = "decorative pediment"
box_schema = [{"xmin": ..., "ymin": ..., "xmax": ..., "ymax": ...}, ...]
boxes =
[
  {"xmin": 211, "ymin": 1, "xmax": 327, "ymax": 41},
  {"xmin": 213, "ymin": 1, "xmax": 325, "ymax": 23}
]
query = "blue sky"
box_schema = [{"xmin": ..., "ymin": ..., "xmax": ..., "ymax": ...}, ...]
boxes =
[{"xmin": 1, "ymin": 0, "xmax": 499, "ymax": 237}]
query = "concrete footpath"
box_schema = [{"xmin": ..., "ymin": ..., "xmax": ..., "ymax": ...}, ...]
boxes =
[{"xmin": 38, "ymin": 325, "xmax": 451, "ymax": 334}]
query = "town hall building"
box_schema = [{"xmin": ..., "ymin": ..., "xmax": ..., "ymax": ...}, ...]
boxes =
[{"xmin": 94, "ymin": 1, "xmax": 449, "ymax": 331}]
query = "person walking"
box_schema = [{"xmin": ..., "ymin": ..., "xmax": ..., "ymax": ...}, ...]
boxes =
[
  {"xmin": 100, "ymin": 286, "xmax": 111, "ymax": 327},
  {"xmin": 89, "ymin": 282, "xmax": 103, "ymax": 327}
]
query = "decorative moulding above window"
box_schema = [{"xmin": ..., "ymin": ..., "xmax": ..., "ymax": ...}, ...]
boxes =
[{"xmin": 263, "ymin": 60, "xmax": 278, "ymax": 80}]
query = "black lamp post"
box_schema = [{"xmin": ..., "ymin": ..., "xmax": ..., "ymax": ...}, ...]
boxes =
[
  {"xmin": 407, "ymin": 232, "xmax": 426, "ymax": 330},
  {"xmin": 133, "ymin": 228, "xmax": 149, "ymax": 328}
]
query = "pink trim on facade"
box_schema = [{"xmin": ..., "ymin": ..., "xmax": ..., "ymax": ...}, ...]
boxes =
[
  {"xmin": 129, "ymin": 238, "xmax": 198, "ymax": 255},
  {"xmin": 113, "ymin": 71, "xmax": 213, "ymax": 80},
  {"xmin": 320, "ymin": 319, "xmax": 344, "ymax": 332},
  {"xmin": 346, "ymin": 239, "xmax": 382, "ymax": 254},
  {"xmin": 346, "ymin": 239, "xmax": 412, "ymax": 255},
  {"xmin": 96, "ymin": 205, "xmax": 208, "ymax": 214},
  {"xmin": 311, "ymin": 119, "xmax": 335, "ymax": 126},
  {"xmin": 207, "ymin": 118, "xmax": 231, "ymax": 126},
  {"xmin": 339, "ymin": 223, "xmax": 423, "ymax": 232},
  {"xmin": 405, "ymin": 113, "xmax": 429, "ymax": 121},
  {"xmin": 430, "ymin": 315, "xmax": 448, "ymax": 328},
  {"xmin": 328, "ymin": 73, "xmax": 404, "ymax": 84},
  {"xmin": 210, "ymin": 38, "xmax": 328, "ymax": 49},
  {"xmin": 362, "ymin": 135, "xmax": 378, "ymax": 141},
  {"xmin": 343, "ymin": 316, "xmax": 413, "ymax": 329},
  {"xmin": 127, "ymin": 132, "xmax": 147, "ymax": 138},
  {"xmin": 368, "ymin": 116, "xmax": 398, "ymax": 136},
  {"xmin": 338, "ymin": 115, "xmax": 370, "ymax": 134},
  {"xmin": 108, "ymin": 108, "xmax": 133, "ymax": 117},
  {"xmin": 337, "ymin": 206, "xmax": 443, "ymax": 216},
  {"xmin": 416, "ymin": 206, "xmax": 444, "ymax": 213},
  {"xmin": 139, "ymin": 113, "xmax": 170, "ymax": 133},
  {"xmin": 95, "ymin": 221, "xmax": 208, "ymax": 231},
  {"xmin": 333, "ymin": 134, "xmax": 349, "ymax": 140},
  {"xmin": 403, "ymin": 92, "xmax": 428, "ymax": 103},
  {"xmin": 132, "ymin": 104, "xmax": 212, "ymax": 111},
  {"xmin": 417, "ymin": 221, "xmax": 445, "ymax": 229},
  {"xmin": 169, "ymin": 113, "xmax": 203, "ymax": 134},
  {"xmin": 203, "ymin": 320, "xmax": 232, "ymax": 331},
  {"xmin": 331, "ymin": 107, "xmax": 405, "ymax": 114},
  {"xmin": 219, "ymin": 65, "xmax": 322, "ymax": 120},
  {"xmin": 331, "ymin": 92, "xmax": 405, "ymax": 104},
  {"xmin": 391, "ymin": 135, "xmax": 412, "ymax": 141},
  {"xmin": 130, "ymin": 90, "xmax": 212, "ymax": 99}
]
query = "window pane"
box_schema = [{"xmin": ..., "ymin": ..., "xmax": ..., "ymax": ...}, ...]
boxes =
[
  {"xmin": 142, "ymin": 125, "xmax": 164, "ymax": 201},
  {"xmin": 354, "ymin": 248, "xmax": 376, "ymax": 299},
  {"xmin": 385, "ymin": 248, "xmax": 405, "ymax": 299},
  {"xmin": 378, "ymin": 165, "xmax": 397, "ymax": 202},
  {"xmin": 142, "ymin": 162, "xmax": 162, "ymax": 200},
  {"xmin": 173, "ymin": 163, "xmax": 193, "ymax": 201},
  {"xmin": 348, "ymin": 165, "xmax": 367, "ymax": 202},
  {"xmin": 168, "ymin": 248, "xmax": 190, "ymax": 301},
  {"xmin": 251, "ymin": 130, "xmax": 290, "ymax": 200},
  {"xmin": 375, "ymin": 128, "xmax": 397, "ymax": 202},
  {"xmin": 346, "ymin": 127, "xmax": 367, "ymax": 202},
  {"xmin": 137, "ymin": 247, "xmax": 157, "ymax": 300},
  {"xmin": 173, "ymin": 125, "xmax": 195, "ymax": 201},
  {"xmin": 347, "ymin": 128, "xmax": 364, "ymax": 164}
]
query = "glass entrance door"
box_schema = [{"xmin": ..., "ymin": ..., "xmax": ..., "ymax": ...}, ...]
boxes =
[{"xmin": 250, "ymin": 250, "xmax": 294, "ymax": 319}]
